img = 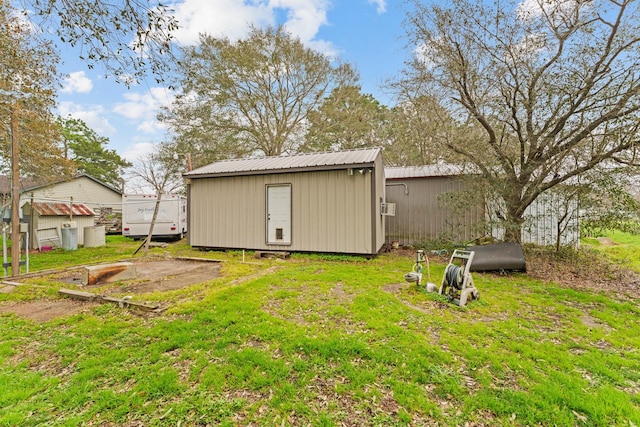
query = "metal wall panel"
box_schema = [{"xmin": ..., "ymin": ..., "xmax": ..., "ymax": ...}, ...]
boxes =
[
  {"xmin": 385, "ymin": 177, "xmax": 485, "ymax": 245},
  {"xmin": 189, "ymin": 168, "xmax": 381, "ymax": 254},
  {"xmin": 385, "ymin": 175, "xmax": 580, "ymax": 247},
  {"xmin": 489, "ymin": 192, "xmax": 580, "ymax": 247},
  {"xmin": 29, "ymin": 214, "xmax": 95, "ymax": 248}
]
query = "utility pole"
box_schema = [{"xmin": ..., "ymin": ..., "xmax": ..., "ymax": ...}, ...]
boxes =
[{"xmin": 10, "ymin": 102, "xmax": 20, "ymax": 277}]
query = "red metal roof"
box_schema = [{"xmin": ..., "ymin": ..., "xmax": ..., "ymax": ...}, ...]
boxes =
[{"xmin": 31, "ymin": 202, "xmax": 95, "ymax": 216}]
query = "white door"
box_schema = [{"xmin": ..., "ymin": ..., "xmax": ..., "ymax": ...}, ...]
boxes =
[{"xmin": 266, "ymin": 184, "xmax": 291, "ymax": 244}]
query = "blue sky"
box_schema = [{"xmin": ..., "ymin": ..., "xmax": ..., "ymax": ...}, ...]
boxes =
[{"xmin": 53, "ymin": 0, "xmax": 412, "ymax": 173}]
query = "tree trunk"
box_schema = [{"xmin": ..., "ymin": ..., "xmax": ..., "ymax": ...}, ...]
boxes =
[
  {"xmin": 503, "ymin": 220, "xmax": 523, "ymax": 243},
  {"xmin": 503, "ymin": 193, "xmax": 525, "ymax": 243},
  {"xmin": 144, "ymin": 192, "xmax": 163, "ymax": 255},
  {"xmin": 134, "ymin": 192, "xmax": 163, "ymax": 256}
]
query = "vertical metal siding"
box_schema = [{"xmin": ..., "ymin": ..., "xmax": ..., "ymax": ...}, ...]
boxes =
[
  {"xmin": 189, "ymin": 168, "xmax": 378, "ymax": 254},
  {"xmin": 373, "ymin": 155, "xmax": 385, "ymax": 251},
  {"xmin": 385, "ymin": 177, "xmax": 485, "ymax": 245},
  {"xmin": 521, "ymin": 193, "xmax": 579, "ymax": 247}
]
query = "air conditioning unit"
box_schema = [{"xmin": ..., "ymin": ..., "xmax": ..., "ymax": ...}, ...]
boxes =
[{"xmin": 381, "ymin": 202, "xmax": 396, "ymax": 216}]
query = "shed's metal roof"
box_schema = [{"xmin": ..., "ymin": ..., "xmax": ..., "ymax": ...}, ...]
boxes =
[
  {"xmin": 30, "ymin": 202, "xmax": 95, "ymax": 217},
  {"xmin": 185, "ymin": 148, "xmax": 381, "ymax": 178},
  {"xmin": 385, "ymin": 164, "xmax": 467, "ymax": 179}
]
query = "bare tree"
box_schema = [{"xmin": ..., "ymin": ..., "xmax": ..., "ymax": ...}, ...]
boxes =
[
  {"xmin": 128, "ymin": 145, "xmax": 183, "ymax": 255},
  {"xmin": 400, "ymin": 0, "xmax": 640, "ymax": 241},
  {"xmin": 0, "ymin": 1, "xmax": 74, "ymax": 276}
]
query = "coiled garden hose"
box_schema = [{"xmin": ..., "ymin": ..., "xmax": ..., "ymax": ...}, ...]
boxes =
[{"xmin": 443, "ymin": 264, "xmax": 463, "ymax": 290}]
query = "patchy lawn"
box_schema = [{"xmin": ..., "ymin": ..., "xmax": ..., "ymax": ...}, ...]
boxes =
[{"xmin": 0, "ymin": 236, "xmax": 638, "ymax": 426}]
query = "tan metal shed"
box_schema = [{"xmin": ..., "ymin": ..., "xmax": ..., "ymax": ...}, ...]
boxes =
[{"xmin": 184, "ymin": 148, "xmax": 386, "ymax": 255}]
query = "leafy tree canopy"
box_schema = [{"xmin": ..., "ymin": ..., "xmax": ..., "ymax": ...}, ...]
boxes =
[
  {"xmin": 57, "ymin": 116, "xmax": 132, "ymax": 189},
  {"xmin": 161, "ymin": 25, "xmax": 358, "ymax": 160},
  {"xmin": 303, "ymin": 85, "xmax": 389, "ymax": 153}
]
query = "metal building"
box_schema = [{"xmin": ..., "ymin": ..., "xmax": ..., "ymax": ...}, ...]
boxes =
[
  {"xmin": 184, "ymin": 148, "xmax": 386, "ymax": 255},
  {"xmin": 385, "ymin": 165, "xmax": 485, "ymax": 246},
  {"xmin": 385, "ymin": 165, "xmax": 580, "ymax": 247}
]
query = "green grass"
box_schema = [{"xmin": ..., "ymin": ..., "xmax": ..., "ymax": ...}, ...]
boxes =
[
  {"xmin": 582, "ymin": 229, "xmax": 640, "ymax": 272},
  {"xmin": 0, "ymin": 235, "xmax": 638, "ymax": 425}
]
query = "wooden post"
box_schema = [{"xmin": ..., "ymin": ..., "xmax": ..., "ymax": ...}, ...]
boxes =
[{"xmin": 10, "ymin": 102, "xmax": 20, "ymax": 277}]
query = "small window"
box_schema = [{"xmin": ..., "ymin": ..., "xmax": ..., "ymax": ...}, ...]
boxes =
[{"xmin": 275, "ymin": 228, "xmax": 284, "ymax": 240}]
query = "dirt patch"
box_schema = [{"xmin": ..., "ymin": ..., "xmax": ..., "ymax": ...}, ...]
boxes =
[
  {"xmin": 0, "ymin": 258, "xmax": 222, "ymax": 322},
  {"xmin": 524, "ymin": 247, "xmax": 640, "ymax": 300},
  {"xmin": 0, "ymin": 299, "xmax": 97, "ymax": 322}
]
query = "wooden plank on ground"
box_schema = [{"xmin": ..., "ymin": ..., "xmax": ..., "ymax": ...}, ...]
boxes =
[
  {"xmin": 58, "ymin": 288, "xmax": 99, "ymax": 301},
  {"xmin": 100, "ymin": 296, "xmax": 164, "ymax": 312},
  {"xmin": 59, "ymin": 288, "xmax": 166, "ymax": 313},
  {"xmin": 173, "ymin": 256, "xmax": 224, "ymax": 263},
  {"xmin": 1, "ymin": 281, "xmax": 22, "ymax": 287}
]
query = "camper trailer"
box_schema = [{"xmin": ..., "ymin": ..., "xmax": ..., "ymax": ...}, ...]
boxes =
[{"xmin": 122, "ymin": 194, "xmax": 187, "ymax": 240}]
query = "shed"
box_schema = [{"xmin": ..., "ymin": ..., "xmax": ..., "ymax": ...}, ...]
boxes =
[
  {"xmin": 385, "ymin": 165, "xmax": 485, "ymax": 246},
  {"xmin": 22, "ymin": 201, "xmax": 96, "ymax": 249},
  {"xmin": 385, "ymin": 165, "xmax": 580, "ymax": 247},
  {"xmin": 184, "ymin": 148, "xmax": 386, "ymax": 255}
]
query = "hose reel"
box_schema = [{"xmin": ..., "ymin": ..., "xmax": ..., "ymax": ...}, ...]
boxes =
[{"xmin": 439, "ymin": 249, "xmax": 480, "ymax": 306}]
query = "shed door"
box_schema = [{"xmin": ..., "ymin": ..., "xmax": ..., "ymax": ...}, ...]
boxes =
[{"xmin": 266, "ymin": 184, "xmax": 291, "ymax": 245}]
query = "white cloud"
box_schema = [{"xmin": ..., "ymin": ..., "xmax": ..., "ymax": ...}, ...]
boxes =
[
  {"xmin": 272, "ymin": 0, "xmax": 330, "ymax": 43},
  {"xmin": 122, "ymin": 141, "xmax": 157, "ymax": 163},
  {"xmin": 414, "ymin": 42, "xmax": 436, "ymax": 69},
  {"xmin": 368, "ymin": 0, "xmax": 386, "ymax": 14},
  {"xmin": 61, "ymin": 71, "xmax": 93, "ymax": 94},
  {"xmin": 516, "ymin": 0, "xmax": 584, "ymax": 23},
  {"xmin": 171, "ymin": 0, "xmax": 335, "ymax": 54},
  {"xmin": 112, "ymin": 87, "xmax": 175, "ymax": 134},
  {"xmin": 171, "ymin": 0, "xmax": 274, "ymax": 45},
  {"xmin": 57, "ymin": 101, "xmax": 116, "ymax": 135},
  {"xmin": 137, "ymin": 119, "xmax": 168, "ymax": 135}
]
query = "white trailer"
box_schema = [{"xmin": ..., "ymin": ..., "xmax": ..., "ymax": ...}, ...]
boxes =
[{"xmin": 122, "ymin": 194, "xmax": 187, "ymax": 240}]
